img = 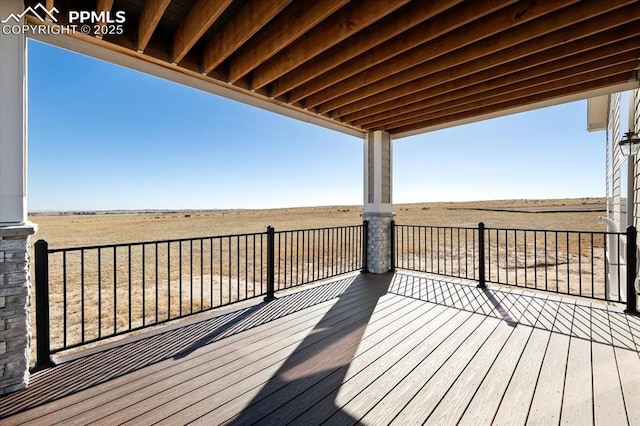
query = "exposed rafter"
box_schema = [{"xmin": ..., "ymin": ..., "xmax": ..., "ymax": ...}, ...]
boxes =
[
  {"xmin": 289, "ymin": 0, "xmax": 518, "ymax": 105},
  {"xmin": 337, "ymin": 24, "xmax": 640, "ymax": 122},
  {"xmin": 45, "ymin": 0, "xmax": 54, "ymax": 21},
  {"xmin": 22, "ymin": 0, "xmax": 640, "ymax": 137},
  {"xmin": 95, "ymin": 0, "xmax": 114, "ymax": 40},
  {"xmin": 172, "ymin": 0, "xmax": 233, "ymax": 65},
  {"xmin": 377, "ymin": 61, "xmax": 637, "ymax": 131},
  {"xmin": 388, "ymin": 74, "xmax": 634, "ymax": 135},
  {"xmin": 310, "ymin": 0, "xmax": 604, "ymax": 111},
  {"xmin": 202, "ymin": 0, "xmax": 292, "ymax": 75},
  {"xmin": 270, "ymin": 0, "xmax": 464, "ymax": 98},
  {"xmin": 227, "ymin": 0, "xmax": 348, "ymax": 84},
  {"xmin": 137, "ymin": 0, "xmax": 170, "ymax": 53},
  {"xmin": 319, "ymin": 1, "xmax": 639, "ymax": 116},
  {"xmin": 249, "ymin": 0, "xmax": 410, "ymax": 91},
  {"xmin": 96, "ymin": 0, "xmax": 113, "ymax": 13},
  {"xmin": 352, "ymin": 39, "xmax": 640, "ymax": 127}
]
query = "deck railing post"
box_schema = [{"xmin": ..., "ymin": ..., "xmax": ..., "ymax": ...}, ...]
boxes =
[
  {"xmin": 265, "ymin": 226, "xmax": 275, "ymax": 301},
  {"xmin": 478, "ymin": 222, "xmax": 486, "ymax": 288},
  {"xmin": 390, "ymin": 220, "xmax": 396, "ymax": 272},
  {"xmin": 34, "ymin": 239, "xmax": 52, "ymax": 369},
  {"xmin": 625, "ymin": 225, "xmax": 637, "ymax": 314},
  {"xmin": 362, "ymin": 220, "xmax": 369, "ymax": 273}
]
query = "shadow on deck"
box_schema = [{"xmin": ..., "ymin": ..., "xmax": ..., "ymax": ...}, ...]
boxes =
[{"xmin": 2, "ymin": 271, "xmax": 640, "ymax": 424}]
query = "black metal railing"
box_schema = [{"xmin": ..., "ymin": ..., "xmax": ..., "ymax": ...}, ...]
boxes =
[
  {"xmin": 273, "ymin": 225, "xmax": 364, "ymax": 292},
  {"xmin": 393, "ymin": 222, "xmax": 635, "ymax": 308},
  {"xmin": 393, "ymin": 223, "xmax": 480, "ymax": 281},
  {"xmin": 34, "ymin": 224, "xmax": 365, "ymax": 367}
]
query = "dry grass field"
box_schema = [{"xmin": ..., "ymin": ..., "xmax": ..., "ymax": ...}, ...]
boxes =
[
  {"xmin": 31, "ymin": 197, "xmax": 606, "ymax": 248},
  {"xmin": 27, "ymin": 197, "xmax": 608, "ymax": 363}
]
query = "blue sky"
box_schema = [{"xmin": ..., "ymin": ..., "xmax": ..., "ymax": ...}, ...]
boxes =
[{"xmin": 27, "ymin": 40, "xmax": 605, "ymax": 211}]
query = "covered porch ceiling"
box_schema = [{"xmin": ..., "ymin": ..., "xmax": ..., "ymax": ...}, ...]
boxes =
[{"xmin": 27, "ymin": 0, "xmax": 640, "ymax": 138}]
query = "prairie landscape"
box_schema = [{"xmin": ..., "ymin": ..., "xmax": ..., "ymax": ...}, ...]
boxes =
[
  {"xmin": 31, "ymin": 197, "xmax": 606, "ymax": 247},
  {"xmin": 28, "ymin": 197, "xmax": 609, "ymax": 362}
]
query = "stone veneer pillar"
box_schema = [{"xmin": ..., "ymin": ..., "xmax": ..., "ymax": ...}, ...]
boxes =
[
  {"xmin": 363, "ymin": 212, "xmax": 394, "ymax": 273},
  {"xmin": 0, "ymin": 224, "xmax": 36, "ymax": 395},
  {"xmin": 1, "ymin": 0, "xmax": 34, "ymax": 395},
  {"xmin": 363, "ymin": 130, "xmax": 394, "ymax": 273}
]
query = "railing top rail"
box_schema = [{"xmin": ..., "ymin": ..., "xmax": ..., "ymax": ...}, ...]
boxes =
[
  {"xmin": 394, "ymin": 224, "xmax": 478, "ymax": 231},
  {"xmin": 482, "ymin": 226, "xmax": 624, "ymax": 235},
  {"xmin": 394, "ymin": 223, "xmax": 625, "ymax": 235},
  {"xmin": 45, "ymin": 231, "xmax": 269, "ymax": 253},
  {"xmin": 44, "ymin": 223, "xmax": 365, "ymax": 253},
  {"xmin": 273, "ymin": 224, "xmax": 363, "ymax": 234}
]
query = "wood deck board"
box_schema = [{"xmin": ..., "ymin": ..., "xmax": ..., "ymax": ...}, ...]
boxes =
[
  {"xmin": 1, "ymin": 277, "xmax": 363, "ymax": 419},
  {"xmin": 592, "ymin": 341, "xmax": 627, "ymax": 424},
  {"xmin": 177, "ymin": 299, "xmax": 451, "ymax": 425},
  {"xmin": 367, "ymin": 288, "xmax": 517, "ymax": 425},
  {"xmin": 496, "ymin": 297, "xmax": 561, "ymax": 426},
  {"xmin": 272, "ymin": 298, "xmax": 465, "ymax": 424},
  {"xmin": 526, "ymin": 332, "xmax": 570, "ymax": 425},
  {"xmin": 455, "ymin": 293, "xmax": 541, "ymax": 425},
  {"xmin": 371, "ymin": 314, "xmax": 497, "ymax": 425},
  {"xmin": 257, "ymin": 306, "xmax": 467, "ymax": 425},
  {"xmin": 2, "ymin": 271, "xmax": 640, "ymax": 426},
  {"xmin": 493, "ymin": 327, "xmax": 551, "ymax": 425},
  {"xmin": 3, "ymin": 277, "xmax": 377, "ymax": 423},
  {"xmin": 425, "ymin": 320, "xmax": 523, "ymax": 425},
  {"xmin": 561, "ymin": 336, "xmax": 593, "ymax": 424},
  {"xmin": 13, "ymin": 299, "xmax": 354, "ymax": 423},
  {"xmin": 614, "ymin": 344, "xmax": 640, "ymax": 425},
  {"xmin": 86, "ymin": 287, "xmax": 410, "ymax": 424},
  {"xmin": 608, "ymin": 308, "xmax": 635, "ymax": 350},
  {"xmin": 626, "ymin": 314, "xmax": 640, "ymax": 351}
]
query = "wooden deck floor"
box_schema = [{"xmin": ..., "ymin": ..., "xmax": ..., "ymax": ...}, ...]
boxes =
[{"xmin": 2, "ymin": 271, "xmax": 640, "ymax": 425}]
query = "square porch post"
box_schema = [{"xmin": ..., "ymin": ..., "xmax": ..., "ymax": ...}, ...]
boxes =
[
  {"xmin": 0, "ymin": 0, "xmax": 37, "ymax": 395},
  {"xmin": 362, "ymin": 130, "xmax": 394, "ymax": 273}
]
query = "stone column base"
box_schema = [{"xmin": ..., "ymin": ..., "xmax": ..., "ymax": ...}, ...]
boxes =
[
  {"xmin": 0, "ymin": 223, "xmax": 36, "ymax": 395},
  {"xmin": 363, "ymin": 212, "xmax": 394, "ymax": 274}
]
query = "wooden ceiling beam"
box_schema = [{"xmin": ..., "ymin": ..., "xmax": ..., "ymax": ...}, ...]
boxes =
[
  {"xmin": 390, "ymin": 64, "xmax": 635, "ymax": 129},
  {"xmin": 96, "ymin": 0, "xmax": 113, "ymax": 13},
  {"xmin": 305, "ymin": 0, "xmax": 581, "ymax": 109},
  {"xmin": 325, "ymin": 2, "xmax": 640, "ymax": 117},
  {"xmin": 288, "ymin": 0, "xmax": 516, "ymax": 105},
  {"xmin": 369, "ymin": 58, "xmax": 638, "ymax": 130},
  {"xmin": 250, "ymin": 0, "xmax": 410, "ymax": 91},
  {"xmin": 172, "ymin": 0, "xmax": 233, "ymax": 65},
  {"xmin": 337, "ymin": 23, "xmax": 639, "ymax": 121},
  {"xmin": 201, "ymin": 0, "xmax": 292, "ymax": 75},
  {"xmin": 352, "ymin": 38, "xmax": 640, "ymax": 127},
  {"xmin": 270, "ymin": 0, "xmax": 463, "ymax": 99},
  {"xmin": 387, "ymin": 74, "xmax": 634, "ymax": 135},
  {"xmin": 227, "ymin": 0, "xmax": 348, "ymax": 84},
  {"xmin": 95, "ymin": 0, "xmax": 114, "ymax": 39},
  {"xmin": 137, "ymin": 0, "xmax": 171, "ymax": 53}
]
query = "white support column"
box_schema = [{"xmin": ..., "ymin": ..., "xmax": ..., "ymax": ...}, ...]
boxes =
[
  {"xmin": 1, "ymin": 0, "xmax": 28, "ymax": 226},
  {"xmin": 0, "ymin": 0, "xmax": 37, "ymax": 395},
  {"xmin": 362, "ymin": 130, "xmax": 394, "ymax": 273}
]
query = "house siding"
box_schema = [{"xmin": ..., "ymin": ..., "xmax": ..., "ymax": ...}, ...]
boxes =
[
  {"xmin": 607, "ymin": 92, "xmax": 623, "ymax": 227},
  {"xmin": 633, "ymin": 89, "xmax": 640, "ymax": 228}
]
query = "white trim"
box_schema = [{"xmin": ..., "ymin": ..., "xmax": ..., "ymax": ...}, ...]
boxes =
[
  {"xmin": 373, "ymin": 131, "xmax": 382, "ymax": 205},
  {"xmin": 587, "ymin": 95, "xmax": 609, "ymax": 132},
  {"xmin": 28, "ymin": 33, "xmax": 366, "ymax": 139},
  {"xmin": 388, "ymin": 134, "xmax": 393, "ymax": 205},
  {"xmin": 394, "ymin": 81, "xmax": 640, "ymax": 139},
  {"xmin": 363, "ymin": 134, "xmax": 369, "ymax": 205},
  {"xmin": 0, "ymin": 0, "xmax": 27, "ymax": 226},
  {"xmin": 364, "ymin": 130, "xmax": 393, "ymax": 214}
]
